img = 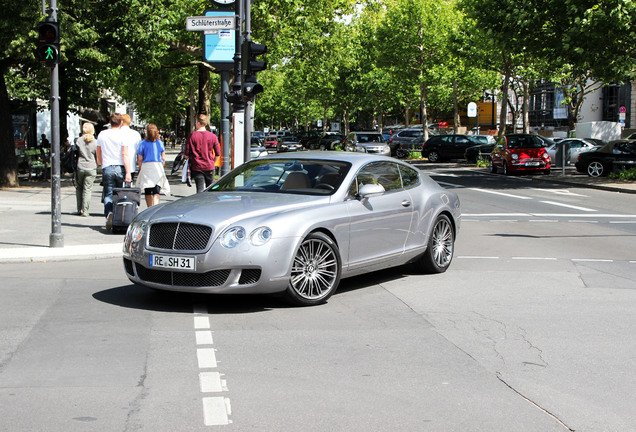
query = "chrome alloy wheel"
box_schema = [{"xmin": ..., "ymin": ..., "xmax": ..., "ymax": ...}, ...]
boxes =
[
  {"xmin": 288, "ymin": 233, "xmax": 341, "ymax": 305},
  {"xmin": 431, "ymin": 216, "xmax": 454, "ymax": 268}
]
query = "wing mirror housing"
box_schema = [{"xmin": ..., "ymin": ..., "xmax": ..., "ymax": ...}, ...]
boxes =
[{"xmin": 358, "ymin": 183, "xmax": 385, "ymax": 198}]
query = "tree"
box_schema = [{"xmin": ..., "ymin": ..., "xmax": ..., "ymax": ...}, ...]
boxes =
[{"xmin": 376, "ymin": 0, "xmax": 457, "ymax": 140}]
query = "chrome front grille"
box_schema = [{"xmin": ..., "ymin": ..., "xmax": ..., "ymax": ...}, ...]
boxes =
[
  {"xmin": 148, "ymin": 222, "xmax": 213, "ymax": 251},
  {"xmin": 134, "ymin": 263, "xmax": 230, "ymax": 287}
]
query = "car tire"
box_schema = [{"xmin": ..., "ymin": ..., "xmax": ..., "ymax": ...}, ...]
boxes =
[
  {"xmin": 489, "ymin": 159, "xmax": 497, "ymax": 173},
  {"xmin": 285, "ymin": 232, "xmax": 341, "ymax": 306},
  {"xmin": 428, "ymin": 151, "xmax": 440, "ymax": 162},
  {"xmin": 502, "ymin": 161, "xmax": 509, "ymax": 175},
  {"xmin": 416, "ymin": 214, "xmax": 454, "ymax": 274},
  {"xmin": 587, "ymin": 160, "xmax": 606, "ymax": 177},
  {"xmin": 319, "ymin": 144, "xmax": 326, "ymax": 151}
]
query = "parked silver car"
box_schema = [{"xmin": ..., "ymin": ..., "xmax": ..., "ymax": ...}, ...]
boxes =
[
  {"xmin": 123, "ymin": 153, "xmax": 461, "ymax": 306},
  {"xmin": 344, "ymin": 132, "xmax": 391, "ymax": 156}
]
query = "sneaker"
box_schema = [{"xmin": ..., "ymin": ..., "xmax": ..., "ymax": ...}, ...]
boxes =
[{"xmin": 105, "ymin": 212, "xmax": 113, "ymax": 230}]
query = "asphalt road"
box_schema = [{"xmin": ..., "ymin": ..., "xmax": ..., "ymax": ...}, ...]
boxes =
[{"xmin": 1, "ymin": 168, "xmax": 635, "ymax": 431}]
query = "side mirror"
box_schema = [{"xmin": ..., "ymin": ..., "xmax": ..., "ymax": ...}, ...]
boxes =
[{"xmin": 359, "ymin": 183, "xmax": 385, "ymax": 198}]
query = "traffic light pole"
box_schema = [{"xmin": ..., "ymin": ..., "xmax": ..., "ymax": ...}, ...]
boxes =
[
  {"xmin": 243, "ymin": 0, "xmax": 252, "ymax": 162},
  {"xmin": 47, "ymin": 0, "xmax": 63, "ymax": 248}
]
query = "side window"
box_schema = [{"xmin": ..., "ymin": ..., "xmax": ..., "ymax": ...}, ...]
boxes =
[
  {"xmin": 399, "ymin": 165, "xmax": 420, "ymax": 189},
  {"xmin": 355, "ymin": 161, "xmax": 402, "ymax": 193},
  {"xmin": 440, "ymin": 136, "xmax": 452, "ymax": 144}
]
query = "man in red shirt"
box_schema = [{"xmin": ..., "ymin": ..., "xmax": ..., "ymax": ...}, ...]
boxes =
[{"xmin": 184, "ymin": 114, "xmax": 221, "ymax": 192}]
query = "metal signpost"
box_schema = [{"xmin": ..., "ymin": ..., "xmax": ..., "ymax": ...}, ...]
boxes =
[{"xmin": 39, "ymin": 0, "xmax": 63, "ymax": 247}]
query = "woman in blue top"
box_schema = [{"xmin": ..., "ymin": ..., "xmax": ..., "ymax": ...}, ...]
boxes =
[{"xmin": 136, "ymin": 124, "xmax": 170, "ymax": 207}]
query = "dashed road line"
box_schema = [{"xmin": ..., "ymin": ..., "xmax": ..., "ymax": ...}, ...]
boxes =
[
  {"xmin": 469, "ymin": 188, "xmax": 533, "ymax": 200},
  {"xmin": 194, "ymin": 305, "xmax": 232, "ymax": 426}
]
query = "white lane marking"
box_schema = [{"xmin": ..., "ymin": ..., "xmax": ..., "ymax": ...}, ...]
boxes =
[
  {"xmin": 463, "ymin": 213, "xmax": 531, "ymax": 217},
  {"xmin": 203, "ymin": 397, "xmax": 231, "ymax": 426},
  {"xmin": 489, "ymin": 219, "xmax": 517, "ymax": 222},
  {"xmin": 469, "ymin": 188, "xmax": 532, "ymax": 200},
  {"xmin": 540, "ymin": 200, "xmax": 596, "ymax": 212},
  {"xmin": 200, "ymin": 372, "xmax": 228, "ymax": 393},
  {"xmin": 193, "ymin": 304, "xmax": 231, "ymax": 427},
  {"xmin": 464, "ymin": 213, "xmax": 636, "ymax": 219},
  {"xmin": 457, "ymin": 256, "xmax": 500, "ymax": 259},
  {"xmin": 529, "ymin": 219, "xmax": 558, "ymax": 223},
  {"xmin": 512, "ymin": 257, "xmax": 557, "ymax": 260},
  {"xmin": 568, "ymin": 220, "xmax": 598, "ymax": 223},
  {"xmin": 529, "ymin": 188, "xmax": 588, "ymax": 197},
  {"xmin": 572, "ymin": 259, "xmax": 614, "ymax": 263},
  {"xmin": 196, "ymin": 331, "xmax": 214, "ymax": 345},
  {"xmin": 610, "ymin": 221, "xmax": 636, "ymax": 224},
  {"xmin": 197, "ymin": 348, "xmax": 218, "ymax": 368},
  {"xmin": 432, "ymin": 172, "xmax": 459, "ymax": 177},
  {"xmin": 194, "ymin": 316, "xmax": 210, "ymax": 329}
]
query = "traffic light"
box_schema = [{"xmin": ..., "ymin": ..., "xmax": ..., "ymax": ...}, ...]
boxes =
[
  {"xmin": 37, "ymin": 21, "xmax": 60, "ymax": 67},
  {"xmin": 241, "ymin": 40, "xmax": 267, "ymax": 99}
]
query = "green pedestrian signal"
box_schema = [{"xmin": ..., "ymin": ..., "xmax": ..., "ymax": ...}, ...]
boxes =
[{"xmin": 37, "ymin": 21, "xmax": 60, "ymax": 67}]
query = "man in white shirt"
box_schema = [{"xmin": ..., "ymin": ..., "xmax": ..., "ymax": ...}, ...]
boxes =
[
  {"xmin": 121, "ymin": 114, "xmax": 141, "ymax": 179},
  {"xmin": 96, "ymin": 113, "xmax": 132, "ymax": 229}
]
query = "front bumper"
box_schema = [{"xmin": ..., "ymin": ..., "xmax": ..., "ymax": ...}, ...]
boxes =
[{"xmin": 123, "ymin": 236, "xmax": 299, "ymax": 294}]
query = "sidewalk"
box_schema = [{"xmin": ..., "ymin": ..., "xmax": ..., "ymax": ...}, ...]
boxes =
[
  {"xmin": 0, "ymin": 159, "xmax": 635, "ymax": 264},
  {"xmin": 0, "ymin": 151, "xmax": 195, "ymax": 263}
]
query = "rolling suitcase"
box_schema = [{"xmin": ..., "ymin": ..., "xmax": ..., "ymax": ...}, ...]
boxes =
[{"xmin": 111, "ymin": 182, "xmax": 140, "ymax": 233}]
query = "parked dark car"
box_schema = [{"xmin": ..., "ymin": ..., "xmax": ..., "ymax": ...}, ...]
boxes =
[
  {"xmin": 490, "ymin": 134, "xmax": 551, "ymax": 175},
  {"xmin": 297, "ymin": 130, "xmax": 322, "ymax": 148},
  {"xmin": 421, "ymin": 134, "xmax": 481, "ymax": 162},
  {"xmin": 575, "ymin": 140, "xmax": 636, "ymax": 177},
  {"xmin": 465, "ymin": 143, "xmax": 496, "ymax": 163},
  {"xmin": 308, "ymin": 132, "xmax": 345, "ymax": 151},
  {"xmin": 388, "ymin": 128, "xmax": 425, "ymax": 157}
]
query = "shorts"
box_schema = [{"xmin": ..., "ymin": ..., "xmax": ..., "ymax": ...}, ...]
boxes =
[{"xmin": 144, "ymin": 185, "xmax": 161, "ymax": 195}]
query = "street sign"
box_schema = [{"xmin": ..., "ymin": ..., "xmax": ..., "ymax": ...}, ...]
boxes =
[
  {"xmin": 467, "ymin": 102, "xmax": 477, "ymax": 117},
  {"xmin": 186, "ymin": 15, "xmax": 236, "ymax": 32},
  {"xmin": 619, "ymin": 106, "xmax": 626, "ymax": 114}
]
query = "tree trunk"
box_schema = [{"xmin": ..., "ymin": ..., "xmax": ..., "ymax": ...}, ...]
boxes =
[
  {"xmin": 0, "ymin": 66, "xmax": 19, "ymax": 187},
  {"xmin": 420, "ymin": 83, "xmax": 429, "ymax": 142},
  {"xmin": 498, "ymin": 54, "xmax": 511, "ymax": 137},
  {"xmin": 452, "ymin": 80, "xmax": 460, "ymax": 133},
  {"xmin": 198, "ymin": 64, "xmax": 211, "ymax": 115},
  {"xmin": 522, "ymin": 80, "xmax": 530, "ymax": 133}
]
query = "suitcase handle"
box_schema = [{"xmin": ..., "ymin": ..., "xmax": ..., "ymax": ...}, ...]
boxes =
[{"xmin": 123, "ymin": 181, "xmax": 133, "ymax": 188}]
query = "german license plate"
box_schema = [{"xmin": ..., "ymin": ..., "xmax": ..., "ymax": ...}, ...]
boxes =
[
  {"xmin": 149, "ymin": 254, "xmax": 196, "ymax": 270},
  {"xmin": 525, "ymin": 161, "xmax": 540, "ymax": 166}
]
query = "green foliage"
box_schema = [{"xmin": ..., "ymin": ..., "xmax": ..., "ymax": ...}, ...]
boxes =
[{"xmin": 609, "ymin": 167, "xmax": 636, "ymax": 181}]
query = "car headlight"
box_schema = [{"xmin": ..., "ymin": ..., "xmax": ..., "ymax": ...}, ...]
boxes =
[
  {"xmin": 250, "ymin": 226, "xmax": 272, "ymax": 246},
  {"xmin": 220, "ymin": 227, "xmax": 246, "ymax": 248},
  {"xmin": 220, "ymin": 226, "xmax": 273, "ymax": 248},
  {"xmin": 124, "ymin": 219, "xmax": 147, "ymax": 253},
  {"xmin": 355, "ymin": 145, "xmax": 367, "ymax": 153},
  {"xmin": 511, "ymin": 153, "xmax": 519, "ymax": 160},
  {"xmin": 542, "ymin": 152, "xmax": 550, "ymax": 159}
]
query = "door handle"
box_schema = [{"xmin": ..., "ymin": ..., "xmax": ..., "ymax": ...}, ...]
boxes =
[{"xmin": 401, "ymin": 200, "xmax": 411, "ymax": 207}]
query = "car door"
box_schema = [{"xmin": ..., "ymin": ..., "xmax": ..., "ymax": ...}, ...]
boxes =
[
  {"xmin": 345, "ymin": 161, "xmax": 412, "ymax": 271},
  {"xmin": 453, "ymin": 135, "xmax": 476, "ymax": 159}
]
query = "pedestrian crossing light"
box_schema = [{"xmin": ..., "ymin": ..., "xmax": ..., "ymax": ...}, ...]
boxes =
[
  {"xmin": 37, "ymin": 21, "xmax": 60, "ymax": 67},
  {"xmin": 241, "ymin": 40, "xmax": 267, "ymax": 99}
]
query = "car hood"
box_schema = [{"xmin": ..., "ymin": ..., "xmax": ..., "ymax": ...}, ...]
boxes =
[{"xmin": 140, "ymin": 192, "xmax": 328, "ymax": 230}]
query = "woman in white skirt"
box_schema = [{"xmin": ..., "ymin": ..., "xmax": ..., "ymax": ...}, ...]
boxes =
[{"xmin": 136, "ymin": 124, "xmax": 170, "ymax": 207}]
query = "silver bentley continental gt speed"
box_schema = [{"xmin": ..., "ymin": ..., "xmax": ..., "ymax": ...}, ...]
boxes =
[{"xmin": 123, "ymin": 153, "xmax": 461, "ymax": 306}]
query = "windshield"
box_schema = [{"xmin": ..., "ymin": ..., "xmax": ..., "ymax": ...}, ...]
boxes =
[
  {"xmin": 210, "ymin": 159, "xmax": 351, "ymax": 195},
  {"xmin": 357, "ymin": 134, "xmax": 385, "ymax": 143},
  {"xmin": 507, "ymin": 135, "xmax": 547, "ymax": 149}
]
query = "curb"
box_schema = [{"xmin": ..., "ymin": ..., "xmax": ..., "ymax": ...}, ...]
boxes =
[{"xmin": 0, "ymin": 243, "xmax": 122, "ymax": 264}]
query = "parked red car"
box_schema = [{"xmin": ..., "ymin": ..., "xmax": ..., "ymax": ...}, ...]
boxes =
[
  {"xmin": 490, "ymin": 134, "xmax": 551, "ymax": 175},
  {"xmin": 264, "ymin": 135, "xmax": 278, "ymax": 149}
]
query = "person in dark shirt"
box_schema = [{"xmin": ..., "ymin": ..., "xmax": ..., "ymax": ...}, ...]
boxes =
[{"xmin": 184, "ymin": 114, "xmax": 221, "ymax": 193}]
